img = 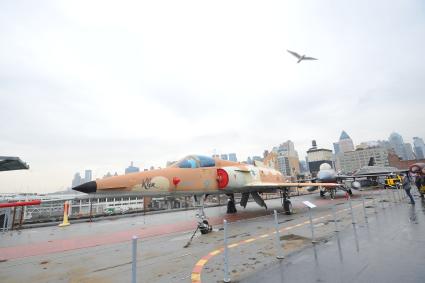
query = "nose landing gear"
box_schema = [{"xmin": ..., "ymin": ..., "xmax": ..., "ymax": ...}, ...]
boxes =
[
  {"xmin": 281, "ymin": 190, "xmax": 293, "ymax": 215},
  {"xmin": 198, "ymin": 218, "xmax": 212, "ymax": 234},
  {"xmin": 194, "ymin": 195, "xmax": 212, "ymax": 234}
]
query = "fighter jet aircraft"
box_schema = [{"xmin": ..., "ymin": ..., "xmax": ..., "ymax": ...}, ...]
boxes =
[
  {"xmin": 306, "ymin": 158, "xmax": 408, "ymax": 198},
  {"xmin": 287, "ymin": 49, "xmax": 318, "ymax": 63},
  {"xmin": 73, "ymin": 155, "xmax": 337, "ymax": 234},
  {"xmin": 304, "ymin": 163, "xmax": 360, "ymax": 199}
]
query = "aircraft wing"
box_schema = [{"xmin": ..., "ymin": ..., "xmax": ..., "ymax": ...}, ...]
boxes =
[
  {"xmin": 245, "ymin": 182, "xmax": 339, "ymax": 189},
  {"xmin": 335, "ymin": 174, "xmax": 356, "ymax": 179},
  {"xmin": 287, "ymin": 50, "xmax": 301, "ymax": 59},
  {"xmin": 0, "ymin": 156, "xmax": 29, "ymax": 171},
  {"xmin": 303, "ymin": 56, "xmax": 318, "ymax": 60},
  {"xmin": 353, "ymin": 170, "xmax": 407, "ymax": 178}
]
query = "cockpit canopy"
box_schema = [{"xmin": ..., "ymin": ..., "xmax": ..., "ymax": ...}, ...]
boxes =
[{"xmin": 173, "ymin": 155, "xmax": 216, "ymax": 169}]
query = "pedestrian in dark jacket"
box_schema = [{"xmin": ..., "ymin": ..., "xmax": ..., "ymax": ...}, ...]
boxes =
[
  {"xmin": 403, "ymin": 173, "xmax": 415, "ymax": 204},
  {"xmin": 415, "ymin": 174, "xmax": 425, "ymax": 198}
]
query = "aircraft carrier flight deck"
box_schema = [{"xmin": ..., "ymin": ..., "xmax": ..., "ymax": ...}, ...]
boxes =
[{"xmin": 2, "ymin": 188, "xmax": 425, "ymax": 283}]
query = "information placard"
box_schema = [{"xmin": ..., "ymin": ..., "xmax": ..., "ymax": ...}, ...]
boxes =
[{"xmin": 302, "ymin": 201, "xmax": 317, "ymax": 208}]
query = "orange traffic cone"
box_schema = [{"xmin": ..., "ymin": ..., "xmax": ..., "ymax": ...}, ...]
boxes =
[{"xmin": 59, "ymin": 201, "xmax": 70, "ymax": 227}]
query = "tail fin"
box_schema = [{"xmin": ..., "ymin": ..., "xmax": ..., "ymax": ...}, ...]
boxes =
[{"xmin": 253, "ymin": 160, "xmax": 265, "ymax": 167}]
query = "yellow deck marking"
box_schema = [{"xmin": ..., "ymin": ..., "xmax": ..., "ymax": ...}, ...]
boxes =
[
  {"xmin": 210, "ymin": 250, "xmax": 221, "ymax": 256},
  {"xmin": 196, "ymin": 259, "xmax": 208, "ymax": 266},
  {"xmin": 192, "ymin": 200, "xmax": 372, "ymax": 283}
]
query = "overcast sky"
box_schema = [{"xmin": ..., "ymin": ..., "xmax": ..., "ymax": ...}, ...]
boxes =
[{"xmin": 1, "ymin": 0, "xmax": 424, "ymax": 193}]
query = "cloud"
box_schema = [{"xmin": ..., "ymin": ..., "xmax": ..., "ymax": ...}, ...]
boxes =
[{"xmin": 1, "ymin": 0, "xmax": 425, "ymax": 192}]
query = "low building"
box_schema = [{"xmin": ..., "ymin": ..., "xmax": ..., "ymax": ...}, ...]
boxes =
[
  {"xmin": 306, "ymin": 140, "xmax": 333, "ymax": 176},
  {"xmin": 339, "ymin": 147, "xmax": 389, "ymax": 173},
  {"xmin": 125, "ymin": 162, "xmax": 140, "ymax": 174},
  {"xmin": 228, "ymin": 153, "xmax": 237, "ymax": 162},
  {"xmin": 388, "ymin": 152, "xmax": 425, "ymax": 170}
]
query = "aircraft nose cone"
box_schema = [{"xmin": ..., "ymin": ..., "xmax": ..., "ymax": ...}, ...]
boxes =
[
  {"xmin": 317, "ymin": 171, "xmax": 328, "ymax": 180},
  {"xmin": 73, "ymin": 181, "xmax": 97, "ymax": 194},
  {"xmin": 317, "ymin": 171, "xmax": 335, "ymax": 182}
]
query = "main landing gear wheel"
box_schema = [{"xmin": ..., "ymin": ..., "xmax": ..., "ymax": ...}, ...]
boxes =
[
  {"xmin": 283, "ymin": 199, "xmax": 293, "ymax": 215},
  {"xmin": 348, "ymin": 189, "xmax": 353, "ymax": 196},
  {"xmin": 226, "ymin": 194, "xmax": 237, "ymax": 214},
  {"xmin": 320, "ymin": 191, "xmax": 326, "ymax": 198},
  {"xmin": 193, "ymin": 194, "xmax": 212, "ymax": 235}
]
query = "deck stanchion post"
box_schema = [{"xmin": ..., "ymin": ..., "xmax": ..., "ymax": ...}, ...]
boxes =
[
  {"xmin": 361, "ymin": 194, "xmax": 368, "ymax": 223},
  {"xmin": 273, "ymin": 210, "xmax": 285, "ymax": 259},
  {"xmin": 349, "ymin": 196, "xmax": 356, "ymax": 225},
  {"xmin": 132, "ymin": 235, "xmax": 138, "ymax": 283},
  {"xmin": 223, "ymin": 220, "xmax": 231, "ymax": 283},
  {"xmin": 308, "ymin": 207, "xmax": 316, "ymax": 243},
  {"xmin": 331, "ymin": 204, "xmax": 339, "ymax": 232}
]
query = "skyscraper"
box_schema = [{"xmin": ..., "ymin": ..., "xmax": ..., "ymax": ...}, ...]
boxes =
[
  {"xmin": 388, "ymin": 132, "xmax": 408, "ymax": 160},
  {"xmin": 277, "ymin": 140, "xmax": 299, "ymax": 158},
  {"xmin": 264, "ymin": 150, "xmax": 292, "ymax": 176},
  {"xmin": 413, "ymin": 137, "xmax": 425, "ymax": 159},
  {"xmin": 334, "ymin": 130, "xmax": 354, "ymax": 154},
  {"xmin": 72, "ymin": 172, "xmax": 82, "ymax": 188},
  {"xmin": 275, "ymin": 140, "xmax": 300, "ymax": 175},
  {"xmin": 404, "ymin": 143, "xmax": 415, "ymax": 160},
  {"xmin": 277, "ymin": 154, "xmax": 291, "ymax": 176},
  {"xmin": 333, "ymin": 142, "xmax": 341, "ymax": 155},
  {"xmin": 84, "ymin": 170, "xmax": 92, "ymax": 182},
  {"xmin": 220, "ymin": 154, "xmax": 229, "ymax": 160}
]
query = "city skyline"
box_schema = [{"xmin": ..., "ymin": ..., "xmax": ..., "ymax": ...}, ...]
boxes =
[
  {"xmin": 1, "ymin": 0, "xmax": 425, "ymax": 193},
  {"xmin": 16, "ymin": 131, "xmax": 425, "ymax": 193}
]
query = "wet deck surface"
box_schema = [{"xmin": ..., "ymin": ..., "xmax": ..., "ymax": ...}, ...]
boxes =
[
  {"xmin": 242, "ymin": 192, "xmax": 425, "ymax": 283},
  {"xmin": 1, "ymin": 188, "xmax": 423, "ymax": 283}
]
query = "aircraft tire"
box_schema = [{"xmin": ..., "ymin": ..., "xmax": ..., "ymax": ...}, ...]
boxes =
[
  {"xmin": 284, "ymin": 200, "xmax": 292, "ymax": 215},
  {"xmin": 348, "ymin": 189, "xmax": 353, "ymax": 196},
  {"xmin": 226, "ymin": 200, "xmax": 237, "ymax": 214}
]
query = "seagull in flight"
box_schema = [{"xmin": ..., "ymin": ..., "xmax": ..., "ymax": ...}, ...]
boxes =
[{"xmin": 287, "ymin": 50, "xmax": 318, "ymax": 63}]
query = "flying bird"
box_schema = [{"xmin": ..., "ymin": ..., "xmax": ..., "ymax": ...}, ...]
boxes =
[{"xmin": 287, "ymin": 50, "xmax": 318, "ymax": 63}]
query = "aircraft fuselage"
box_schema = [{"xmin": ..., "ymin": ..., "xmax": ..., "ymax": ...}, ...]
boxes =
[{"xmin": 73, "ymin": 158, "xmax": 286, "ymax": 196}]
